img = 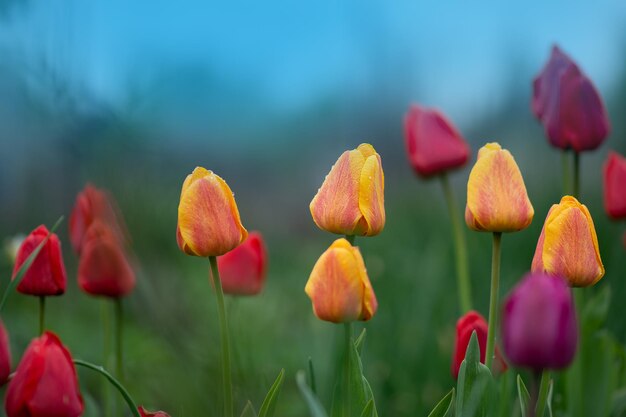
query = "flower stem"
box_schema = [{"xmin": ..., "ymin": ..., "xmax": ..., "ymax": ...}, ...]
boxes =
[
  {"xmin": 562, "ymin": 151, "xmax": 571, "ymax": 195},
  {"xmin": 38, "ymin": 296, "xmax": 45, "ymax": 335},
  {"xmin": 209, "ymin": 256, "xmax": 233, "ymax": 417},
  {"xmin": 343, "ymin": 322, "xmax": 353, "ymax": 417},
  {"xmin": 573, "ymin": 151, "xmax": 580, "ymax": 199},
  {"xmin": 73, "ymin": 359, "xmax": 141, "ymax": 417},
  {"xmin": 440, "ymin": 174, "xmax": 472, "ymax": 313},
  {"xmin": 115, "ymin": 299, "xmax": 124, "ymax": 382},
  {"xmin": 535, "ymin": 370, "xmax": 551, "ymax": 417},
  {"xmin": 344, "ymin": 235, "xmax": 355, "ymax": 245},
  {"xmin": 485, "ymin": 232, "xmax": 502, "ymax": 370},
  {"xmin": 101, "ymin": 300, "xmax": 113, "ymax": 417}
]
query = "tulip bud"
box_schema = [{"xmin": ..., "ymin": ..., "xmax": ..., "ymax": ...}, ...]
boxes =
[
  {"xmin": 532, "ymin": 45, "xmax": 610, "ymax": 152},
  {"xmin": 5, "ymin": 332, "xmax": 83, "ymax": 417},
  {"xmin": 603, "ymin": 151, "xmax": 626, "ymax": 220},
  {"xmin": 404, "ymin": 104, "xmax": 470, "ymax": 177},
  {"xmin": 310, "ymin": 144, "xmax": 385, "ymax": 236},
  {"xmin": 177, "ymin": 167, "xmax": 248, "ymax": 257},
  {"xmin": 12, "ymin": 225, "xmax": 67, "ymax": 296},
  {"xmin": 465, "ymin": 143, "xmax": 534, "ymax": 232},
  {"xmin": 501, "ymin": 273, "xmax": 577, "ymax": 371},
  {"xmin": 139, "ymin": 406, "xmax": 171, "ymax": 417},
  {"xmin": 78, "ymin": 221, "xmax": 136, "ymax": 298},
  {"xmin": 531, "ymin": 196, "xmax": 604, "ymax": 287},
  {"xmin": 217, "ymin": 231, "xmax": 267, "ymax": 295},
  {"xmin": 305, "ymin": 238, "xmax": 377, "ymax": 323},
  {"xmin": 451, "ymin": 311, "xmax": 507, "ymax": 379},
  {"xmin": 0, "ymin": 320, "xmax": 11, "ymax": 386}
]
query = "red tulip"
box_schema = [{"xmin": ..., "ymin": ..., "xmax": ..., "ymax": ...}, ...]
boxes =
[
  {"xmin": 603, "ymin": 151, "xmax": 626, "ymax": 220},
  {"xmin": 0, "ymin": 320, "xmax": 11, "ymax": 386},
  {"xmin": 404, "ymin": 104, "xmax": 470, "ymax": 177},
  {"xmin": 217, "ymin": 232, "xmax": 267, "ymax": 295},
  {"xmin": 78, "ymin": 221, "xmax": 136, "ymax": 298},
  {"xmin": 532, "ymin": 45, "xmax": 610, "ymax": 152},
  {"xmin": 139, "ymin": 406, "xmax": 171, "ymax": 417},
  {"xmin": 451, "ymin": 311, "xmax": 507, "ymax": 379},
  {"xmin": 12, "ymin": 225, "xmax": 67, "ymax": 296},
  {"xmin": 5, "ymin": 332, "xmax": 83, "ymax": 417}
]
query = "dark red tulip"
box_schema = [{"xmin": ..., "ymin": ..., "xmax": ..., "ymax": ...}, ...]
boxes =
[
  {"xmin": 603, "ymin": 151, "xmax": 626, "ymax": 220},
  {"xmin": 78, "ymin": 221, "xmax": 136, "ymax": 298},
  {"xmin": 12, "ymin": 225, "xmax": 67, "ymax": 296},
  {"xmin": 404, "ymin": 104, "xmax": 470, "ymax": 178},
  {"xmin": 0, "ymin": 320, "xmax": 11, "ymax": 386},
  {"xmin": 532, "ymin": 45, "xmax": 610, "ymax": 152},
  {"xmin": 69, "ymin": 184, "xmax": 123, "ymax": 255},
  {"xmin": 5, "ymin": 332, "xmax": 83, "ymax": 417},
  {"xmin": 502, "ymin": 273, "xmax": 577, "ymax": 371},
  {"xmin": 138, "ymin": 406, "xmax": 171, "ymax": 417},
  {"xmin": 451, "ymin": 311, "xmax": 507, "ymax": 379},
  {"xmin": 217, "ymin": 232, "xmax": 267, "ymax": 295}
]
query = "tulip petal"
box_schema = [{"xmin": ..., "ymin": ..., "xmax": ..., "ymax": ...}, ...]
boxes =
[{"xmin": 359, "ymin": 154, "xmax": 385, "ymax": 236}]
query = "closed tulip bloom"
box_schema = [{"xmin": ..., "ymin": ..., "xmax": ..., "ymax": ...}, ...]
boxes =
[
  {"xmin": 404, "ymin": 104, "xmax": 470, "ymax": 177},
  {"xmin": 451, "ymin": 311, "xmax": 507, "ymax": 379},
  {"xmin": 177, "ymin": 167, "xmax": 248, "ymax": 257},
  {"xmin": 0, "ymin": 320, "xmax": 11, "ymax": 386},
  {"xmin": 532, "ymin": 45, "xmax": 610, "ymax": 152},
  {"xmin": 603, "ymin": 151, "xmax": 626, "ymax": 219},
  {"xmin": 78, "ymin": 221, "xmax": 136, "ymax": 298},
  {"xmin": 305, "ymin": 238, "xmax": 377, "ymax": 323},
  {"xmin": 5, "ymin": 332, "xmax": 83, "ymax": 417},
  {"xmin": 531, "ymin": 196, "xmax": 604, "ymax": 287},
  {"xmin": 139, "ymin": 407, "xmax": 171, "ymax": 417},
  {"xmin": 502, "ymin": 273, "xmax": 577, "ymax": 370},
  {"xmin": 465, "ymin": 143, "xmax": 534, "ymax": 232},
  {"xmin": 12, "ymin": 225, "xmax": 67, "ymax": 296},
  {"xmin": 217, "ymin": 231, "xmax": 267, "ymax": 296},
  {"xmin": 310, "ymin": 144, "xmax": 385, "ymax": 236}
]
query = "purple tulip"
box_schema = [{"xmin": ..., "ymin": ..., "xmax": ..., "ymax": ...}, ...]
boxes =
[
  {"xmin": 532, "ymin": 45, "xmax": 610, "ymax": 152},
  {"xmin": 501, "ymin": 272, "xmax": 577, "ymax": 371}
]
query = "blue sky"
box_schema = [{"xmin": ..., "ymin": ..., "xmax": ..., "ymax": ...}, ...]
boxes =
[{"xmin": 1, "ymin": 1, "xmax": 625, "ymax": 126}]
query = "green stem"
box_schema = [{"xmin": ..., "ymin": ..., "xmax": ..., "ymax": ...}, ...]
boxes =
[
  {"xmin": 485, "ymin": 232, "xmax": 502, "ymax": 370},
  {"xmin": 73, "ymin": 359, "xmax": 141, "ymax": 417},
  {"xmin": 343, "ymin": 322, "xmax": 353, "ymax": 417},
  {"xmin": 38, "ymin": 296, "xmax": 45, "ymax": 335},
  {"xmin": 102, "ymin": 300, "xmax": 113, "ymax": 417},
  {"xmin": 344, "ymin": 235, "xmax": 355, "ymax": 245},
  {"xmin": 440, "ymin": 174, "xmax": 472, "ymax": 313},
  {"xmin": 535, "ymin": 370, "xmax": 551, "ymax": 417},
  {"xmin": 567, "ymin": 289, "xmax": 584, "ymax": 417},
  {"xmin": 209, "ymin": 256, "xmax": 233, "ymax": 417},
  {"xmin": 562, "ymin": 151, "xmax": 571, "ymax": 195},
  {"xmin": 115, "ymin": 299, "xmax": 124, "ymax": 382},
  {"xmin": 573, "ymin": 151, "xmax": 580, "ymax": 200}
]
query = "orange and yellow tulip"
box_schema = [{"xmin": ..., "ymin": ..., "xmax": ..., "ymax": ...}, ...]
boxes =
[
  {"xmin": 177, "ymin": 167, "xmax": 247, "ymax": 257},
  {"xmin": 310, "ymin": 144, "xmax": 385, "ymax": 236},
  {"xmin": 305, "ymin": 238, "xmax": 377, "ymax": 323},
  {"xmin": 531, "ymin": 196, "xmax": 604, "ymax": 287},
  {"xmin": 465, "ymin": 143, "xmax": 534, "ymax": 232}
]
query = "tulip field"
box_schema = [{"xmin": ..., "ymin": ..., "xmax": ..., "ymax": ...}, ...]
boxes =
[{"xmin": 2, "ymin": 24, "xmax": 626, "ymax": 417}]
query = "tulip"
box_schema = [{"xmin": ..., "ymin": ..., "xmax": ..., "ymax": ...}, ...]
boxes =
[
  {"xmin": 310, "ymin": 144, "xmax": 385, "ymax": 237},
  {"xmin": 603, "ymin": 151, "xmax": 626, "ymax": 219},
  {"xmin": 501, "ymin": 273, "xmax": 577, "ymax": 370},
  {"xmin": 139, "ymin": 406, "xmax": 171, "ymax": 417},
  {"xmin": 78, "ymin": 220, "xmax": 136, "ymax": 298},
  {"xmin": 0, "ymin": 320, "xmax": 11, "ymax": 386},
  {"xmin": 177, "ymin": 167, "xmax": 248, "ymax": 257},
  {"xmin": 451, "ymin": 311, "xmax": 507, "ymax": 379},
  {"xmin": 12, "ymin": 225, "xmax": 67, "ymax": 296},
  {"xmin": 404, "ymin": 104, "xmax": 470, "ymax": 177},
  {"xmin": 305, "ymin": 238, "xmax": 377, "ymax": 323},
  {"xmin": 217, "ymin": 231, "xmax": 267, "ymax": 295},
  {"xmin": 465, "ymin": 142, "xmax": 534, "ymax": 233},
  {"xmin": 531, "ymin": 196, "xmax": 604, "ymax": 287},
  {"xmin": 532, "ymin": 45, "xmax": 610, "ymax": 152},
  {"xmin": 5, "ymin": 332, "xmax": 83, "ymax": 417}
]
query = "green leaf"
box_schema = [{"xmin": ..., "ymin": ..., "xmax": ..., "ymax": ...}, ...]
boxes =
[
  {"xmin": 428, "ymin": 388, "xmax": 455, "ymax": 417},
  {"xmin": 0, "ymin": 216, "xmax": 64, "ymax": 313},
  {"xmin": 362, "ymin": 377, "xmax": 378, "ymax": 417},
  {"xmin": 240, "ymin": 401, "xmax": 257, "ymax": 417},
  {"xmin": 517, "ymin": 375, "xmax": 530, "ymax": 417},
  {"xmin": 331, "ymin": 330, "xmax": 368, "ymax": 417},
  {"xmin": 354, "ymin": 328, "xmax": 367, "ymax": 355},
  {"xmin": 258, "ymin": 369, "xmax": 285, "ymax": 417},
  {"xmin": 546, "ymin": 380, "xmax": 553, "ymax": 417},
  {"xmin": 455, "ymin": 331, "xmax": 495, "ymax": 417},
  {"xmin": 359, "ymin": 400, "xmax": 374, "ymax": 417},
  {"xmin": 296, "ymin": 370, "xmax": 329, "ymax": 417},
  {"xmin": 308, "ymin": 357, "xmax": 317, "ymax": 395},
  {"xmin": 582, "ymin": 285, "xmax": 611, "ymax": 332}
]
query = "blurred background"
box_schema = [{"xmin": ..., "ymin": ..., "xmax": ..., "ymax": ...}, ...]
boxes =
[{"xmin": 0, "ymin": 0, "xmax": 625, "ymax": 415}]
